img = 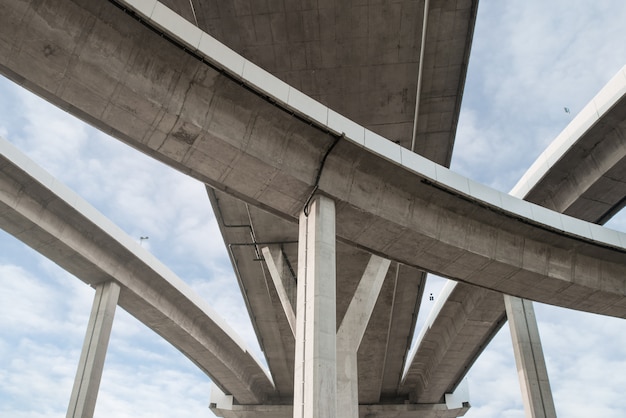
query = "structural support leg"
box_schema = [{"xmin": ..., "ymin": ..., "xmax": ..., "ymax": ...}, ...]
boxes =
[
  {"xmin": 67, "ymin": 281, "xmax": 120, "ymax": 418},
  {"xmin": 293, "ymin": 196, "xmax": 336, "ymax": 418},
  {"xmin": 262, "ymin": 245, "xmax": 297, "ymax": 337},
  {"xmin": 337, "ymin": 255, "xmax": 390, "ymax": 418},
  {"xmin": 504, "ymin": 295, "xmax": 557, "ymax": 418}
]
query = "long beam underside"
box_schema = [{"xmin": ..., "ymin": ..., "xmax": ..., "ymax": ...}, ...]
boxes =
[
  {"xmin": 0, "ymin": 138, "xmax": 275, "ymax": 404},
  {"xmin": 401, "ymin": 66, "xmax": 626, "ymax": 403}
]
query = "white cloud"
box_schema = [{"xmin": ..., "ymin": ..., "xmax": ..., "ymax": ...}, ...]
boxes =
[{"xmin": 454, "ymin": 1, "xmax": 626, "ymax": 191}]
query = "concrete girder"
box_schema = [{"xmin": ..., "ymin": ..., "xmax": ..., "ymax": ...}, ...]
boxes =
[
  {"xmin": 208, "ymin": 188, "xmax": 297, "ymax": 398},
  {"xmin": 1, "ymin": 0, "xmax": 626, "ymax": 318},
  {"xmin": 0, "ymin": 138, "xmax": 275, "ymax": 404},
  {"xmin": 262, "ymin": 246, "xmax": 297, "ymax": 337},
  {"xmin": 400, "ymin": 66, "xmax": 626, "ymax": 404},
  {"xmin": 210, "ymin": 403, "xmax": 470, "ymax": 418},
  {"xmin": 400, "ymin": 282, "xmax": 506, "ymax": 403},
  {"xmin": 337, "ymin": 255, "xmax": 391, "ymax": 418},
  {"xmin": 155, "ymin": 0, "xmax": 478, "ymax": 161},
  {"xmin": 0, "ymin": 0, "xmax": 620, "ymax": 412},
  {"xmin": 514, "ymin": 65, "xmax": 626, "ymax": 223}
]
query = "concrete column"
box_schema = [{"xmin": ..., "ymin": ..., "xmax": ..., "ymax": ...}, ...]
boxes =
[
  {"xmin": 504, "ymin": 295, "xmax": 556, "ymax": 418},
  {"xmin": 337, "ymin": 255, "xmax": 390, "ymax": 418},
  {"xmin": 67, "ymin": 281, "xmax": 120, "ymax": 418},
  {"xmin": 262, "ymin": 246, "xmax": 296, "ymax": 336},
  {"xmin": 293, "ymin": 196, "xmax": 336, "ymax": 418}
]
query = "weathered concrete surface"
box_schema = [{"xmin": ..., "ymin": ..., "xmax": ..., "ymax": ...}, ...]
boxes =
[
  {"xmin": 401, "ymin": 282, "xmax": 506, "ymax": 403},
  {"xmin": 337, "ymin": 255, "xmax": 391, "ymax": 418},
  {"xmin": 208, "ymin": 188, "xmax": 297, "ymax": 399},
  {"xmin": 194, "ymin": 0, "xmax": 475, "ymax": 402},
  {"xmin": 401, "ymin": 66, "xmax": 626, "ymax": 404},
  {"xmin": 2, "ymin": 0, "xmax": 624, "ymax": 317},
  {"xmin": 156, "ymin": 0, "xmax": 478, "ymax": 164},
  {"xmin": 210, "ymin": 188, "xmax": 425, "ymax": 404},
  {"xmin": 0, "ymin": 138, "xmax": 275, "ymax": 404},
  {"xmin": 2, "ymin": 0, "xmax": 626, "ymax": 412},
  {"xmin": 262, "ymin": 246, "xmax": 296, "ymax": 337},
  {"xmin": 210, "ymin": 403, "xmax": 470, "ymax": 418}
]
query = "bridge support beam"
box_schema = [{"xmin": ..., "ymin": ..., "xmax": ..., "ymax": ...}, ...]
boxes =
[
  {"xmin": 504, "ymin": 295, "xmax": 557, "ymax": 418},
  {"xmin": 337, "ymin": 255, "xmax": 390, "ymax": 418},
  {"xmin": 293, "ymin": 195, "xmax": 337, "ymax": 418},
  {"xmin": 67, "ymin": 281, "xmax": 120, "ymax": 418},
  {"xmin": 262, "ymin": 245, "xmax": 297, "ymax": 336}
]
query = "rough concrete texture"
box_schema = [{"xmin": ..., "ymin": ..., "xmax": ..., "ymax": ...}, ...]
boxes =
[
  {"xmin": 0, "ymin": 138, "xmax": 274, "ymax": 404},
  {"xmin": 157, "ymin": 0, "xmax": 477, "ymax": 165},
  {"xmin": 402, "ymin": 65, "xmax": 626, "ymax": 406},
  {"xmin": 2, "ymin": 0, "xmax": 624, "ymax": 315},
  {"xmin": 337, "ymin": 255, "xmax": 390, "ymax": 418},
  {"xmin": 2, "ymin": 0, "xmax": 626, "ymax": 415},
  {"xmin": 211, "ymin": 403, "xmax": 469, "ymax": 418}
]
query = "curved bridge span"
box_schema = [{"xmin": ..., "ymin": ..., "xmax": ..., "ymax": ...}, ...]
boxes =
[{"xmin": 1, "ymin": 0, "xmax": 625, "ymax": 416}]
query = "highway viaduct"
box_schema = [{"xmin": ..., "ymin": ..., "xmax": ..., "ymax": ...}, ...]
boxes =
[{"xmin": 1, "ymin": 1, "xmax": 625, "ymax": 417}]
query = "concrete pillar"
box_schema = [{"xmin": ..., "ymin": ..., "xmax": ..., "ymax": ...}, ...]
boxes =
[
  {"xmin": 504, "ymin": 295, "xmax": 557, "ymax": 418},
  {"xmin": 293, "ymin": 195, "xmax": 336, "ymax": 418},
  {"xmin": 67, "ymin": 281, "xmax": 120, "ymax": 418},
  {"xmin": 337, "ymin": 255, "xmax": 390, "ymax": 418},
  {"xmin": 262, "ymin": 246, "xmax": 296, "ymax": 336}
]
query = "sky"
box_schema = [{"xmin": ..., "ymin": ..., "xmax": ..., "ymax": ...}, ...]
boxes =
[{"xmin": 1, "ymin": 1, "xmax": 626, "ymax": 417}]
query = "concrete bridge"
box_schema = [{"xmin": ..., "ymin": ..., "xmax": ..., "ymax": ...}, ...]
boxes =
[{"xmin": 0, "ymin": 1, "xmax": 625, "ymax": 417}]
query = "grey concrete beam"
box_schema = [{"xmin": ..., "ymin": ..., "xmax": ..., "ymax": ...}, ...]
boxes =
[
  {"xmin": 209, "ymin": 188, "xmax": 424, "ymax": 404},
  {"xmin": 2, "ymin": 0, "xmax": 624, "ymax": 318},
  {"xmin": 337, "ymin": 255, "xmax": 390, "ymax": 418},
  {"xmin": 159, "ymin": 0, "xmax": 477, "ymax": 159},
  {"xmin": 262, "ymin": 246, "xmax": 296, "ymax": 337},
  {"xmin": 67, "ymin": 281, "xmax": 120, "ymax": 418},
  {"xmin": 513, "ymin": 66, "xmax": 626, "ymax": 223},
  {"xmin": 378, "ymin": 267, "xmax": 426, "ymax": 399},
  {"xmin": 210, "ymin": 402, "xmax": 469, "ymax": 418},
  {"xmin": 2, "ymin": 2, "xmax": 626, "ymax": 410},
  {"xmin": 400, "ymin": 282, "xmax": 506, "ymax": 403},
  {"xmin": 0, "ymin": 138, "xmax": 275, "ymax": 404},
  {"xmin": 400, "ymin": 66, "xmax": 626, "ymax": 404},
  {"xmin": 208, "ymin": 188, "xmax": 295, "ymax": 398},
  {"xmin": 338, "ymin": 255, "xmax": 391, "ymax": 347}
]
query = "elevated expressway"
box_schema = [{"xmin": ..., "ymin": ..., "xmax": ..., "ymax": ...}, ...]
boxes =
[
  {"xmin": 1, "ymin": 0, "xmax": 626, "ymax": 417},
  {"xmin": 0, "ymin": 137, "xmax": 274, "ymax": 405},
  {"xmin": 401, "ymin": 65, "xmax": 626, "ymax": 404}
]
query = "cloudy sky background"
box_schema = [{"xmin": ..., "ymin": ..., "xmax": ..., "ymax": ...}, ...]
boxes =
[{"xmin": 1, "ymin": 1, "xmax": 626, "ymax": 417}]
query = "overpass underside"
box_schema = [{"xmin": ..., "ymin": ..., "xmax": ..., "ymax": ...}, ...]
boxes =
[{"xmin": 1, "ymin": 1, "xmax": 626, "ymax": 418}]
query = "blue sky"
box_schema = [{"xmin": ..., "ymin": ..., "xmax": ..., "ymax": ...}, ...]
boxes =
[{"xmin": 1, "ymin": 1, "xmax": 626, "ymax": 417}]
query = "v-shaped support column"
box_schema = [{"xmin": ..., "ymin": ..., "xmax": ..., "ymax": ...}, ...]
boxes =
[
  {"xmin": 337, "ymin": 255, "xmax": 390, "ymax": 418},
  {"xmin": 293, "ymin": 196, "xmax": 337, "ymax": 418}
]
